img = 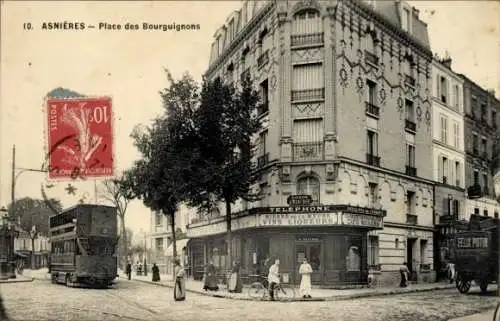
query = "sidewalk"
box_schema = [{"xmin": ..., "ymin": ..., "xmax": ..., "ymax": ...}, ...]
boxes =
[
  {"xmin": 448, "ymin": 309, "xmax": 495, "ymax": 321},
  {"xmin": 0, "ymin": 273, "xmax": 33, "ymax": 283},
  {"xmin": 130, "ymin": 272, "xmax": 459, "ymax": 302}
]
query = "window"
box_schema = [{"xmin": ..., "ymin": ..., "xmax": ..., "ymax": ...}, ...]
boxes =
[
  {"xmin": 452, "ymin": 199, "xmax": 460, "ymax": 218},
  {"xmin": 474, "ymin": 207, "xmax": 479, "ymax": 215},
  {"xmin": 259, "ymin": 79, "xmax": 269, "ymax": 115},
  {"xmin": 484, "ymin": 209, "xmax": 489, "ymax": 217},
  {"xmin": 439, "ymin": 156, "xmax": 448, "ymax": 184},
  {"xmin": 472, "ymin": 134, "xmax": 478, "ymax": 152},
  {"xmin": 455, "ymin": 161, "xmax": 461, "ymax": 186},
  {"xmin": 453, "ymin": 122, "xmax": 459, "ymax": 148},
  {"xmin": 366, "ymin": 80, "xmax": 377, "ymax": 105},
  {"xmin": 406, "ymin": 191, "xmax": 415, "ymax": 214},
  {"xmin": 440, "ymin": 116, "xmax": 448, "ymax": 144},
  {"xmin": 402, "ymin": 7, "xmax": 410, "ymax": 31},
  {"xmin": 405, "ymin": 99, "xmax": 415, "ymax": 122},
  {"xmin": 369, "ymin": 183, "xmax": 378, "ymax": 206},
  {"xmin": 258, "ymin": 131, "xmax": 267, "ymax": 157},
  {"xmin": 439, "ymin": 76, "xmax": 448, "ymax": 104},
  {"xmin": 155, "ymin": 212, "xmax": 162, "ymax": 226},
  {"xmin": 453, "ymin": 85, "xmax": 459, "ymax": 108},
  {"xmin": 492, "ymin": 110, "xmax": 497, "ymax": 127},
  {"xmin": 473, "ymin": 169, "xmax": 479, "ymax": 185},
  {"xmin": 495, "ymin": 212, "xmax": 498, "ymax": 219},
  {"xmin": 368, "ymin": 236, "xmax": 379, "ymax": 266},
  {"xmin": 407, "ymin": 144, "xmax": 415, "ymax": 167},
  {"xmin": 155, "ymin": 238, "xmax": 164, "ymax": 252},
  {"xmin": 481, "ymin": 138, "xmax": 487, "ymax": 154},
  {"xmin": 292, "ymin": 8, "xmax": 322, "ymax": 35},
  {"xmin": 481, "ymin": 103, "xmax": 487, "ymax": 120},
  {"xmin": 367, "ymin": 130, "xmax": 378, "ymax": 156},
  {"xmin": 420, "ymin": 240, "xmax": 428, "ymax": 265},
  {"xmin": 293, "ymin": 119, "xmax": 324, "ymax": 161},
  {"xmin": 482, "ymin": 173, "xmax": 488, "ymax": 193},
  {"xmin": 292, "ymin": 63, "xmax": 324, "ymax": 101},
  {"xmin": 297, "ymin": 176, "xmax": 320, "ymax": 204}
]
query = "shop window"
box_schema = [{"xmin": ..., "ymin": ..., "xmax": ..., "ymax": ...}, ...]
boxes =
[
  {"xmin": 346, "ymin": 245, "xmax": 361, "ymax": 271},
  {"xmin": 368, "ymin": 236, "xmax": 379, "ymax": 266},
  {"xmin": 297, "ymin": 176, "xmax": 320, "ymax": 204}
]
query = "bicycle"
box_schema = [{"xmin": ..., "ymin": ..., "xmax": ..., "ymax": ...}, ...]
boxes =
[{"xmin": 247, "ymin": 274, "xmax": 296, "ymax": 300}]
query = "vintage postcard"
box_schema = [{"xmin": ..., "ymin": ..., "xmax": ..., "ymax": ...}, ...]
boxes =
[{"xmin": 0, "ymin": 1, "xmax": 499, "ymax": 321}]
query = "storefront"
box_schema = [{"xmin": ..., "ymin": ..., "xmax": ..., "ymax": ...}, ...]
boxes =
[{"xmin": 187, "ymin": 205, "xmax": 386, "ymax": 287}]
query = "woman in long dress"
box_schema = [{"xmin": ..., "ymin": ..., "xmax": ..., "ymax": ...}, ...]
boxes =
[
  {"xmin": 151, "ymin": 263, "xmax": 160, "ymax": 282},
  {"xmin": 299, "ymin": 258, "xmax": 313, "ymax": 298},
  {"xmin": 203, "ymin": 260, "xmax": 219, "ymax": 291},
  {"xmin": 174, "ymin": 260, "xmax": 186, "ymax": 301},
  {"xmin": 228, "ymin": 260, "xmax": 242, "ymax": 293}
]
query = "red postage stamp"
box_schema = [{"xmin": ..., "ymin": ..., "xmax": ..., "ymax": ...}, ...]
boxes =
[{"xmin": 46, "ymin": 96, "xmax": 114, "ymax": 179}]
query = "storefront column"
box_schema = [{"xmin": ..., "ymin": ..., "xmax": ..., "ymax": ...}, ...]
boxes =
[{"xmin": 361, "ymin": 233, "xmax": 368, "ymax": 282}]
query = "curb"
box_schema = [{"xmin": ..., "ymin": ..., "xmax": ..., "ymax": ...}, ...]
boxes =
[
  {"xmin": 0, "ymin": 277, "xmax": 34, "ymax": 284},
  {"xmin": 132, "ymin": 278, "xmax": 456, "ymax": 302}
]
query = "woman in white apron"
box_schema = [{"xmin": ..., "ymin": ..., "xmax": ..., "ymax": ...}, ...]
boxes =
[{"xmin": 299, "ymin": 258, "xmax": 313, "ymax": 298}]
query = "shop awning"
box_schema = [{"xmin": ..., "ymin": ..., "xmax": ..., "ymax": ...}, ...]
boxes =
[{"xmin": 165, "ymin": 239, "xmax": 189, "ymax": 257}]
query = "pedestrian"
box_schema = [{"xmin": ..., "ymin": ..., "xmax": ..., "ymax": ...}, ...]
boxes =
[
  {"xmin": 228, "ymin": 260, "xmax": 242, "ymax": 293},
  {"xmin": 267, "ymin": 259, "xmax": 280, "ymax": 301},
  {"xmin": 447, "ymin": 262, "xmax": 456, "ymax": 284},
  {"xmin": 152, "ymin": 263, "xmax": 160, "ymax": 282},
  {"xmin": 126, "ymin": 261, "xmax": 132, "ymax": 280},
  {"xmin": 399, "ymin": 262, "xmax": 409, "ymax": 287},
  {"xmin": 299, "ymin": 258, "xmax": 313, "ymax": 298},
  {"xmin": 203, "ymin": 260, "xmax": 219, "ymax": 291},
  {"xmin": 174, "ymin": 259, "xmax": 186, "ymax": 301}
]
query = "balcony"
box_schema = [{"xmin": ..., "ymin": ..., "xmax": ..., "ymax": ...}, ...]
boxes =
[
  {"xmin": 405, "ymin": 74, "xmax": 416, "ymax": 87},
  {"xmin": 405, "ymin": 166, "xmax": 417, "ymax": 177},
  {"xmin": 405, "ymin": 119, "xmax": 416, "ymax": 133},
  {"xmin": 442, "ymin": 176, "xmax": 448, "ymax": 185},
  {"xmin": 406, "ymin": 214, "xmax": 418, "ymax": 225},
  {"xmin": 467, "ymin": 184, "xmax": 483, "ymax": 199},
  {"xmin": 258, "ymin": 101, "xmax": 269, "ymax": 116},
  {"xmin": 293, "ymin": 142, "xmax": 323, "ymax": 161},
  {"xmin": 291, "ymin": 88, "xmax": 325, "ymax": 102},
  {"xmin": 257, "ymin": 153, "xmax": 269, "ymax": 168},
  {"xmin": 366, "ymin": 153, "xmax": 381, "ymax": 167},
  {"xmin": 365, "ymin": 102, "xmax": 380, "ymax": 118},
  {"xmin": 291, "ymin": 32, "xmax": 324, "ymax": 47},
  {"xmin": 257, "ymin": 50, "xmax": 269, "ymax": 69},
  {"xmin": 364, "ymin": 51, "xmax": 379, "ymax": 67}
]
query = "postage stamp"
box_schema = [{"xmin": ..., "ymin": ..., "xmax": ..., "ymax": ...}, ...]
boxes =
[{"xmin": 46, "ymin": 96, "xmax": 114, "ymax": 179}]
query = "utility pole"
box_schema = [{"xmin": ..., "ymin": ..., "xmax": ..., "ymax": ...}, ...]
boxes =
[{"xmin": 11, "ymin": 145, "xmax": 17, "ymax": 225}]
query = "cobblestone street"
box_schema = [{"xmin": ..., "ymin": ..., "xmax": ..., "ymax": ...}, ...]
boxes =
[{"xmin": 1, "ymin": 278, "xmax": 498, "ymax": 321}]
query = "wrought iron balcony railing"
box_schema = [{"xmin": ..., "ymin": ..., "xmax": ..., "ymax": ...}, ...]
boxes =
[
  {"xmin": 257, "ymin": 50, "xmax": 269, "ymax": 69},
  {"xmin": 467, "ymin": 184, "xmax": 483, "ymax": 199},
  {"xmin": 364, "ymin": 51, "xmax": 379, "ymax": 66},
  {"xmin": 291, "ymin": 88, "xmax": 325, "ymax": 102},
  {"xmin": 405, "ymin": 119, "xmax": 416, "ymax": 133},
  {"xmin": 293, "ymin": 142, "xmax": 324, "ymax": 161},
  {"xmin": 405, "ymin": 75, "xmax": 416, "ymax": 87},
  {"xmin": 258, "ymin": 102, "xmax": 269, "ymax": 116},
  {"xmin": 240, "ymin": 68, "xmax": 250, "ymax": 82},
  {"xmin": 257, "ymin": 153, "xmax": 270, "ymax": 168},
  {"xmin": 366, "ymin": 153, "xmax": 380, "ymax": 167},
  {"xmin": 405, "ymin": 166, "xmax": 417, "ymax": 177},
  {"xmin": 406, "ymin": 214, "xmax": 418, "ymax": 225},
  {"xmin": 365, "ymin": 102, "xmax": 380, "ymax": 118},
  {"xmin": 291, "ymin": 32, "xmax": 324, "ymax": 47}
]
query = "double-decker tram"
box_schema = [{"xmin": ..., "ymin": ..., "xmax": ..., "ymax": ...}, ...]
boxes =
[{"xmin": 49, "ymin": 204, "xmax": 118, "ymax": 288}]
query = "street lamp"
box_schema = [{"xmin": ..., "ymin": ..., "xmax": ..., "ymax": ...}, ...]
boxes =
[{"xmin": 30, "ymin": 225, "xmax": 37, "ymax": 270}]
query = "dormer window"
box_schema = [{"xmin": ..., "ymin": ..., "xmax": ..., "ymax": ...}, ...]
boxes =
[{"xmin": 402, "ymin": 7, "xmax": 411, "ymax": 32}]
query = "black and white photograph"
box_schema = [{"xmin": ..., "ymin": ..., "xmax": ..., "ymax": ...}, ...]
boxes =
[{"xmin": 0, "ymin": 1, "xmax": 499, "ymax": 320}]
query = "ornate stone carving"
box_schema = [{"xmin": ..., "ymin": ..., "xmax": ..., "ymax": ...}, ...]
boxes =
[{"xmin": 280, "ymin": 165, "xmax": 291, "ymax": 182}]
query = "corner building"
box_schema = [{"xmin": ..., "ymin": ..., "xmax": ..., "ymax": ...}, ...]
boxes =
[{"xmin": 187, "ymin": 0, "xmax": 436, "ymax": 287}]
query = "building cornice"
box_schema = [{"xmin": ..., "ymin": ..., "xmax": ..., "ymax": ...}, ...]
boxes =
[
  {"xmin": 349, "ymin": 0, "xmax": 432, "ymax": 59},
  {"xmin": 205, "ymin": 1, "xmax": 275, "ymax": 78},
  {"xmin": 431, "ymin": 98, "xmax": 463, "ymax": 117},
  {"xmin": 432, "ymin": 139, "xmax": 465, "ymax": 156},
  {"xmin": 431, "ymin": 59, "xmax": 463, "ymax": 83}
]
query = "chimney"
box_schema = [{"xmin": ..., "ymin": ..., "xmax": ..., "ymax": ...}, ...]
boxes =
[{"xmin": 487, "ymin": 89, "xmax": 496, "ymax": 97}]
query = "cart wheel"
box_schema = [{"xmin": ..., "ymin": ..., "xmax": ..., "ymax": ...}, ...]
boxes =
[
  {"xmin": 456, "ymin": 274, "xmax": 471, "ymax": 293},
  {"xmin": 479, "ymin": 280, "xmax": 488, "ymax": 293},
  {"xmin": 247, "ymin": 282, "xmax": 265, "ymax": 299}
]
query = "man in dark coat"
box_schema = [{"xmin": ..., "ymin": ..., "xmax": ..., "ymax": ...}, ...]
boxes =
[
  {"xmin": 126, "ymin": 262, "xmax": 132, "ymax": 280},
  {"xmin": 152, "ymin": 263, "xmax": 160, "ymax": 282}
]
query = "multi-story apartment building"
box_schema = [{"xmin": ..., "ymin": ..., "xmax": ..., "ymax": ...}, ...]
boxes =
[
  {"xmin": 430, "ymin": 56, "xmax": 466, "ymax": 277},
  {"xmin": 186, "ymin": 0, "xmax": 436, "ymax": 287},
  {"xmin": 460, "ymin": 75, "xmax": 500, "ymax": 220},
  {"xmin": 13, "ymin": 232, "xmax": 50, "ymax": 269},
  {"xmin": 148, "ymin": 205, "xmax": 192, "ymax": 274}
]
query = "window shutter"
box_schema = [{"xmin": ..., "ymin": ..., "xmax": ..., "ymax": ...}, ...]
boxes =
[
  {"xmin": 438, "ymin": 156, "xmax": 443, "ymax": 180},
  {"xmin": 442, "ymin": 197, "xmax": 449, "ymax": 216}
]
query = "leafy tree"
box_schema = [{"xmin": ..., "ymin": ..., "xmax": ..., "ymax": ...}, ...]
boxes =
[
  {"xmin": 188, "ymin": 77, "xmax": 262, "ymax": 269},
  {"xmin": 98, "ymin": 176, "xmax": 132, "ymax": 268},
  {"xmin": 7, "ymin": 197, "xmax": 63, "ymax": 235},
  {"xmin": 123, "ymin": 70, "xmax": 200, "ymax": 279}
]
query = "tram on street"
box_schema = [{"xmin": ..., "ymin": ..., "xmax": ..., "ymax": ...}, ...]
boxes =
[{"xmin": 48, "ymin": 204, "xmax": 119, "ymax": 288}]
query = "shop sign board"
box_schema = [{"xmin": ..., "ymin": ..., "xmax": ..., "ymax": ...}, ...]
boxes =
[
  {"xmin": 287, "ymin": 195, "xmax": 313, "ymax": 206},
  {"xmin": 259, "ymin": 212, "xmax": 383, "ymax": 229}
]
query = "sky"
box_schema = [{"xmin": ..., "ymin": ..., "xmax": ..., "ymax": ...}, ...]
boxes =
[{"xmin": 1, "ymin": 1, "xmax": 499, "ymax": 242}]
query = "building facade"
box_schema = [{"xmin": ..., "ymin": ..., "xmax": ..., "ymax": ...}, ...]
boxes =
[
  {"xmin": 13, "ymin": 232, "xmax": 50, "ymax": 269},
  {"xmin": 187, "ymin": 0, "xmax": 437, "ymax": 287},
  {"xmin": 461, "ymin": 75, "xmax": 500, "ymax": 220},
  {"xmin": 430, "ymin": 56, "xmax": 466, "ymax": 278}
]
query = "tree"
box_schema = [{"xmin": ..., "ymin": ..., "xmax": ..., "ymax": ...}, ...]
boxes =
[
  {"xmin": 189, "ymin": 77, "xmax": 262, "ymax": 269},
  {"xmin": 7, "ymin": 197, "xmax": 63, "ymax": 235},
  {"xmin": 123, "ymin": 70, "xmax": 200, "ymax": 280},
  {"xmin": 98, "ymin": 176, "xmax": 132, "ymax": 268},
  {"xmin": 117, "ymin": 227, "xmax": 133, "ymax": 268}
]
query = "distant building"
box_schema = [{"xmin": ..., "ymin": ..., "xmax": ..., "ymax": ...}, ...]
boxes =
[
  {"xmin": 187, "ymin": 0, "xmax": 436, "ymax": 287},
  {"xmin": 14, "ymin": 232, "xmax": 50, "ymax": 269}
]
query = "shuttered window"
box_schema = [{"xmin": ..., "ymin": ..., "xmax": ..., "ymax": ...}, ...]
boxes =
[
  {"xmin": 293, "ymin": 119, "xmax": 323, "ymax": 143},
  {"xmin": 292, "ymin": 63, "xmax": 324, "ymax": 90},
  {"xmin": 292, "ymin": 9, "xmax": 322, "ymax": 35}
]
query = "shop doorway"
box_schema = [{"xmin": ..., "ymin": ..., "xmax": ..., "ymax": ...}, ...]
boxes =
[
  {"xmin": 407, "ymin": 238, "xmax": 417, "ymax": 280},
  {"xmin": 295, "ymin": 241, "xmax": 322, "ymax": 285}
]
